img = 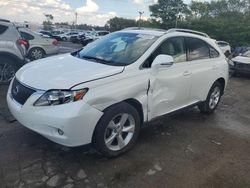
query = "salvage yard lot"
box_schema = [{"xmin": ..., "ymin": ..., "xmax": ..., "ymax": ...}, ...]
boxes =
[{"xmin": 0, "ymin": 77, "xmax": 250, "ymax": 188}]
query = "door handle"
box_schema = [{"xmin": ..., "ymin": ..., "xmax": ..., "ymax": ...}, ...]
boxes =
[{"xmin": 183, "ymin": 71, "xmax": 192, "ymax": 76}]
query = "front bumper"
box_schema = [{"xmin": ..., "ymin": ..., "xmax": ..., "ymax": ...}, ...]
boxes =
[{"xmin": 7, "ymin": 83, "xmax": 103, "ymax": 147}]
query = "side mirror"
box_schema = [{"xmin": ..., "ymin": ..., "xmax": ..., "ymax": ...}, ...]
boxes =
[{"xmin": 152, "ymin": 54, "xmax": 174, "ymax": 68}]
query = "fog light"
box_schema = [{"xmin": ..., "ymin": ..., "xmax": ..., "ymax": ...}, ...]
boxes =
[{"xmin": 58, "ymin": 129, "xmax": 64, "ymax": 135}]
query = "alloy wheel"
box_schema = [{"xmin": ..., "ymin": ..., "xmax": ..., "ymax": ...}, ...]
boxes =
[
  {"xmin": 0, "ymin": 62, "xmax": 16, "ymax": 83},
  {"xmin": 104, "ymin": 113, "xmax": 135, "ymax": 151},
  {"xmin": 209, "ymin": 86, "xmax": 221, "ymax": 109},
  {"xmin": 31, "ymin": 49, "xmax": 43, "ymax": 60}
]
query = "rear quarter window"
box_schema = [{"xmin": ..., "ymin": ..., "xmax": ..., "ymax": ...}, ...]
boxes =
[
  {"xmin": 0, "ymin": 25, "xmax": 8, "ymax": 35},
  {"xmin": 21, "ymin": 31, "xmax": 34, "ymax": 40},
  {"xmin": 209, "ymin": 45, "xmax": 220, "ymax": 58}
]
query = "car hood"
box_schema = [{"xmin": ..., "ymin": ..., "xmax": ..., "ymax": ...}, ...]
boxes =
[
  {"xmin": 16, "ymin": 54, "xmax": 124, "ymax": 90},
  {"xmin": 232, "ymin": 56, "xmax": 250, "ymax": 64}
]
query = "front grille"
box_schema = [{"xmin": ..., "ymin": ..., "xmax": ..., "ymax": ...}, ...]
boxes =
[{"xmin": 11, "ymin": 78, "xmax": 36, "ymax": 105}]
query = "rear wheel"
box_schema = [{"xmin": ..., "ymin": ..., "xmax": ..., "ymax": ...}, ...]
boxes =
[
  {"xmin": 93, "ymin": 102, "xmax": 141, "ymax": 158},
  {"xmin": 0, "ymin": 57, "xmax": 19, "ymax": 84},
  {"xmin": 198, "ymin": 82, "xmax": 222, "ymax": 114},
  {"xmin": 29, "ymin": 47, "xmax": 45, "ymax": 60}
]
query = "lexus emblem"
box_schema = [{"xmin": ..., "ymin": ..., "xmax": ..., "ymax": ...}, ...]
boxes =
[{"xmin": 13, "ymin": 86, "xmax": 19, "ymax": 96}]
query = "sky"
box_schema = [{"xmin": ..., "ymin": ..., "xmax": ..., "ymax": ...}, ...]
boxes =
[{"xmin": 0, "ymin": 0, "xmax": 196, "ymax": 26}]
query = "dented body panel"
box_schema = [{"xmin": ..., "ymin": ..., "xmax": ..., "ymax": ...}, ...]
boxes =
[{"xmin": 7, "ymin": 29, "xmax": 229, "ymax": 147}]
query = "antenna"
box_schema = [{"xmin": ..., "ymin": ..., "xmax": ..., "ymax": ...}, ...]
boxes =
[{"xmin": 75, "ymin": 12, "xmax": 78, "ymax": 25}]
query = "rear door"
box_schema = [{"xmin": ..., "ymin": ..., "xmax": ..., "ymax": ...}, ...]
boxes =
[{"xmin": 185, "ymin": 37, "xmax": 220, "ymax": 103}]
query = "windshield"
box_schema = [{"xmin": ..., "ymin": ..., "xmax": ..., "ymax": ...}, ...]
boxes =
[
  {"xmin": 242, "ymin": 50, "xmax": 250, "ymax": 57},
  {"xmin": 75, "ymin": 32, "xmax": 158, "ymax": 66}
]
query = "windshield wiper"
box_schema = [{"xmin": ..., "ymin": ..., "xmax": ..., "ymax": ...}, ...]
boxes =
[{"xmin": 81, "ymin": 56, "xmax": 116, "ymax": 65}]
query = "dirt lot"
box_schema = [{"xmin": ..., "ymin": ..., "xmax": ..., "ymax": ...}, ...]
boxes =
[{"xmin": 0, "ymin": 76, "xmax": 250, "ymax": 188}]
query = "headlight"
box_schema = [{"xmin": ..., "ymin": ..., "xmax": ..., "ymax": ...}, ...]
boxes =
[{"xmin": 34, "ymin": 88, "xmax": 88, "ymax": 106}]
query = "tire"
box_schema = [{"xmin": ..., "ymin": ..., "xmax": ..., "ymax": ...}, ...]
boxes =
[
  {"xmin": 93, "ymin": 102, "xmax": 141, "ymax": 158},
  {"xmin": 0, "ymin": 57, "xmax": 19, "ymax": 84},
  {"xmin": 62, "ymin": 37, "xmax": 67, "ymax": 41},
  {"xmin": 28, "ymin": 48, "xmax": 45, "ymax": 60},
  {"xmin": 198, "ymin": 81, "xmax": 222, "ymax": 114}
]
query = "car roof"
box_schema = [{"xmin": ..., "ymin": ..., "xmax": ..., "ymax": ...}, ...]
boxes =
[
  {"xmin": 120, "ymin": 28, "xmax": 166, "ymax": 37},
  {"xmin": 120, "ymin": 27, "xmax": 211, "ymax": 38}
]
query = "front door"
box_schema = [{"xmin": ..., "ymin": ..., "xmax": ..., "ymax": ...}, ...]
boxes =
[{"xmin": 148, "ymin": 37, "xmax": 192, "ymax": 120}]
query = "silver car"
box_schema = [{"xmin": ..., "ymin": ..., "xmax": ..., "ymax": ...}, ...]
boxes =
[
  {"xmin": 19, "ymin": 28, "xmax": 59, "ymax": 60},
  {"xmin": 0, "ymin": 19, "xmax": 28, "ymax": 84}
]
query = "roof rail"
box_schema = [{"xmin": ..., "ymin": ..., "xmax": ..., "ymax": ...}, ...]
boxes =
[
  {"xmin": 0, "ymin": 18, "xmax": 10, "ymax": 23},
  {"xmin": 167, "ymin": 28, "xmax": 210, "ymax": 38},
  {"xmin": 122, "ymin": 27, "xmax": 167, "ymax": 32}
]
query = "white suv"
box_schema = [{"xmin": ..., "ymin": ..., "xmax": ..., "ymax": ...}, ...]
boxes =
[{"xmin": 7, "ymin": 28, "xmax": 228, "ymax": 157}]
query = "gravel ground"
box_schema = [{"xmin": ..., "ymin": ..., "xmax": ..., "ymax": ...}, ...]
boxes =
[{"xmin": 1, "ymin": 76, "xmax": 250, "ymax": 188}]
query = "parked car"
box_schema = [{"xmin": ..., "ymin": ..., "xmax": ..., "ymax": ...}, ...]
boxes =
[
  {"xmin": 232, "ymin": 45, "xmax": 250, "ymax": 57},
  {"xmin": 78, "ymin": 31, "xmax": 110, "ymax": 46},
  {"xmin": 216, "ymin": 41, "xmax": 231, "ymax": 57},
  {"xmin": 7, "ymin": 28, "xmax": 228, "ymax": 157},
  {"xmin": 230, "ymin": 50, "xmax": 250, "ymax": 75},
  {"xmin": 96, "ymin": 30, "xmax": 110, "ymax": 38},
  {"xmin": 19, "ymin": 28, "xmax": 59, "ymax": 60},
  {"xmin": 0, "ymin": 19, "xmax": 29, "ymax": 84},
  {"xmin": 39, "ymin": 30, "xmax": 62, "ymax": 41},
  {"xmin": 70, "ymin": 32, "xmax": 85, "ymax": 43},
  {"xmin": 58, "ymin": 32, "xmax": 79, "ymax": 41}
]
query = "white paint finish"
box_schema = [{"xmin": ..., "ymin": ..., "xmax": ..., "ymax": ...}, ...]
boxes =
[
  {"xmin": 232, "ymin": 56, "xmax": 250, "ymax": 64},
  {"xmin": 8, "ymin": 29, "xmax": 229, "ymax": 147},
  {"xmin": 216, "ymin": 41, "xmax": 231, "ymax": 54},
  {"xmin": 16, "ymin": 54, "xmax": 124, "ymax": 90},
  {"xmin": 148, "ymin": 62, "xmax": 192, "ymax": 119},
  {"xmin": 73, "ymin": 66, "xmax": 150, "ymax": 122},
  {"xmin": 7, "ymin": 87, "xmax": 103, "ymax": 146},
  {"xmin": 188, "ymin": 57, "xmax": 228, "ymax": 102}
]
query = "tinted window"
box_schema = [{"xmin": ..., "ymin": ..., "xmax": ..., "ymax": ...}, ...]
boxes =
[
  {"xmin": 98, "ymin": 32, "xmax": 109, "ymax": 36},
  {"xmin": 209, "ymin": 46, "xmax": 220, "ymax": 58},
  {"xmin": 143, "ymin": 37, "xmax": 186, "ymax": 68},
  {"xmin": 0, "ymin": 25, "xmax": 8, "ymax": 35},
  {"xmin": 20, "ymin": 31, "xmax": 34, "ymax": 40},
  {"xmin": 186, "ymin": 37, "xmax": 210, "ymax": 60}
]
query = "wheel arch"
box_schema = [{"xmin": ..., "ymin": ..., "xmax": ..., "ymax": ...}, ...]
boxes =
[
  {"xmin": 102, "ymin": 98, "xmax": 144, "ymax": 124},
  {"xmin": 91, "ymin": 98, "xmax": 144, "ymax": 143},
  {"xmin": 0, "ymin": 52, "xmax": 24, "ymax": 67},
  {"xmin": 215, "ymin": 77, "xmax": 226, "ymax": 95}
]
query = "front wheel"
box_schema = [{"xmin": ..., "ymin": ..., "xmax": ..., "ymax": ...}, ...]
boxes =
[
  {"xmin": 198, "ymin": 82, "xmax": 222, "ymax": 114},
  {"xmin": 93, "ymin": 102, "xmax": 141, "ymax": 158}
]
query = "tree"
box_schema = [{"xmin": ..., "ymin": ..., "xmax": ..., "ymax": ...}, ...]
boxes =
[
  {"xmin": 43, "ymin": 14, "xmax": 53, "ymax": 31},
  {"xmin": 105, "ymin": 17, "xmax": 136, "ymax": 32},
  {"xmin": 189, "ymin": 1, "xmax": 211, "ymax": 19},
  {"xmin": 149, "ymin": 0, "xmax": 189, "ymax": 29}
]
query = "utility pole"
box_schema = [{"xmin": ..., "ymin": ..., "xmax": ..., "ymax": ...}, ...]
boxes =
[
  {"xmin": 175, "ymin": 7, "xmax": 179, "ymax": 28},
  {"xmin": 75, "ymin": 12, "xmax": 78, "ymax": 25},
  {"xmin": 138, "ymin": 11, "xmax": 144, "ymax": 29},
  {"xmin": 175, "ymin": 6, "xmax": 181, "ymax": 28}
]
